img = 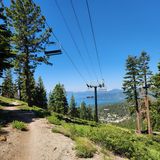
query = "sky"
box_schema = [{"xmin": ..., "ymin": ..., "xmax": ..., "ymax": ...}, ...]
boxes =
[{"xmin": 4, "ymin": 0, "xmax": 160, "ymax": 92}]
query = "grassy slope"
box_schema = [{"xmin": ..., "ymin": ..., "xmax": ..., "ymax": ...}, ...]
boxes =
[
  {"xmin": 0, "ymin": 96, "xmax": 50, "ymax": 126},
  {"xmin": 1, "ymin": 96, "xmax": 160, "ymax": 159},
  {"xmin": 48, "ymin": 113, "xmax": 160, "ymax": 160}
]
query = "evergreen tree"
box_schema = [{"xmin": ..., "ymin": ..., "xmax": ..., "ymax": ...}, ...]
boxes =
[
  {"xmin": 139, "ymin": 52, "xmax": 152, "ymax": 94},
  {"xmin": 139, "ymin": 52, "xmax": 152, "ymax": 134},
  {"xmin": 2, "ymin": 69, "xmax": 14, "ymax": 98},
  {"xmin": 0, "ymin": 2, "xmax": 15, "ymax": 77},
  {"xmin": 49, "ymin": 84, "xmax": 68, "ymax": 114},
  {"xmin": 151, "ymin": 63, "xmax": 160, "ymax": 131},
  {"xmin": 80, "ymin": 101, "xmax": 87, "ymax": 120},
  {"xmin": 21, "ymin": 72, "xmax": 36, "ymax": 104},
  {"xmin": 13, "ymin": 82, "xmax": 18, "ymax": 99},
  {"xmin": 34, "ymin": 76, "xmax": 47, "ymax": 108},
  {"xmin": 123, "ymin": 56, "xmax": 141, "ymax": 133},
  {"xmin": 69, "ymin": 95, "xmax": 77, "ymax": 117},
  {"xmin": 152, "ymin": 63, "xmax": 160, "ymax": 99},
  {"xmin": 75, "ymin": 107, "xmax": 80, "ymax": 118},
  {"xmin": 86, "ymin": 106, "xmax": 93, "ymax": 120},
  {"xmin": 6, "ymin": 0, "xmax": 52, "ymax": 106}
]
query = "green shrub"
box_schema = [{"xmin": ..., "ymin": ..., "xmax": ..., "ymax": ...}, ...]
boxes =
[
  {"xmin": 47, "ymin": 115, "xmax": 61, "ymax": 125},
  {"xmin": 12, "ymin": 120, "xmax": 27, "ymax": 131},
  {"xmin": 48, "ymin": 112, "xmax": 160, "ymax": 160},
  {"xmin": 52, "ymin": 126, "xmax": 72, "ymax": 137},
  {"xmin": 62, "ymin": 124, "xmax": 160, "ymax": 160},
  {"xmin": 75, "ymin": 137, "xmax": 96, "ymax": 158},
  {"xmin": 50, "ymin": 112, "xmax": 97, "ymax": 126}
]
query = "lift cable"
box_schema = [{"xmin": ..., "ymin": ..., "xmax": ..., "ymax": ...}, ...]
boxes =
[
  {"xmin": 31, "ymin": 0, "xmax": 88, "ymax": 85},
  {"xmin": 85, "ymin": 0, "xmax": 104, "ymax": 81},
  {"xmin": 52, "ymin": 32, "xmax": 88, "ymax": 84},
  {"xmin": 70, "ymin": 0, "xmax": 99, "ymax": 82},
  {"xmin": 54, "ymin": 0, "xmax": 93, "ymax": 82}
]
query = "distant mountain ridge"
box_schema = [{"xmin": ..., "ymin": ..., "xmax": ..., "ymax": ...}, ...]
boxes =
[{"xmin": 67, "ymin": 89, "xmax": 125, "ymax": 106}]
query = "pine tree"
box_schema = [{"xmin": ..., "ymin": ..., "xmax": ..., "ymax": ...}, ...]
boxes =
[
  {"xmin": 6, "ymin": 0, "xmax": 52, "ymax": 106},
  {"xmin": 151, "ymin": 63, "xmax": 160, "ymax": 131},
  {"xmin": 139, "ymin": 52, "xmax": 152, "ymax": 134},
  {"xmin": 34, "ymin": 76, "xmax": 47, "ymax": 108},
  {"xmin": 0, "ymin": 2, "xmax": 15, "ymax": 77},
  {"xmin": 139, "ymin": 52, "xmax": 152, "ymax": 94},
  {"xmin": 49, "ymin": 83, "xmax": 68, "ymax": 114},
  {"xmin": 13, "ymin": 82, "xmax": 18, "ymax": 99},
  {"xmin": 69, "ymin": 95, "xmax": 77, "ymax": 117},
  {"xmin": 123, "ymin": 56, "xmax": 141, "ymax": 133},
  {"xmin": 2, "ymin": 69, "xmax": 14, "ymax": 98},
  {"xmin": 152, "ymin": 63, "xmax": 160, "ymax": 99},
  {"xmin": 80, "ymin": 101, "xmax": 87, "ymax": 120},
  {"xmin": 86, "ymin": 106, "xmax": 93, "ymax": 120},
  {"xmin": 21, "ymin": 72, "xmax": 36, "ymax": 104}
]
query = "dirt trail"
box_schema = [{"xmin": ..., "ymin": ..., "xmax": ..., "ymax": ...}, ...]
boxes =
[
  {"xmin": 27, "ymin": 119, "xmax": 77, "ymax": 160},
  {"xmin": 1, "ymin": 118, "xmax": 78, "ymax": 160},
  {"xmin": 0, "ymin": 106, "xmax": 125, "ymax": 160},
  {"xmin": 0, "ymin": 106, "xmax": 103, "ymax": 160}
]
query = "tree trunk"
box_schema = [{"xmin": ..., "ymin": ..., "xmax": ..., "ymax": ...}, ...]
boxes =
[
  {"xmin": 145, "ymin": 96, "xmax": 152, "ymax": 134},
  {"xmin": 133, "ymin": 75, "xmax": 141, "ymax": 134},
  {"xmin": 144, "ymin": 74, "xmax": 152, "ymax": 134},
  {"xmin": 136, "ymin": 110, "xmax": 141, "ymax": 134},
  {"xmin": 24, "ymin": 43, "xmax": 32, "ymax": 107}
]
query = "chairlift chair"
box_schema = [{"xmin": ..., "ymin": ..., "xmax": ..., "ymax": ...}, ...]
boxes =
[
  {"xmin": 44, "ymin": 41, "xmax": 62, "ymax": 56},
  {"xmin": 44, "ymin": 49, "xmax": 62, "ymax": 56}
]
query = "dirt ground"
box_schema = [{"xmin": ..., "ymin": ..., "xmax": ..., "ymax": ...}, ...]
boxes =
[{"xmin": 0, "ymin": 106, "xmax": 126, "ymax": 160}]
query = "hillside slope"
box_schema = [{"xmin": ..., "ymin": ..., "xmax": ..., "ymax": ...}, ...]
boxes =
[{"xmin": 0, "ymin": 96, "xmax": 125, "ymax": 160}]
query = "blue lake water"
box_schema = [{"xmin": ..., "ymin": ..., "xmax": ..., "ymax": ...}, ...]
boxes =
[{"xmin": 67, "ymin": 90, "xmax": 125, "ymax": 106}]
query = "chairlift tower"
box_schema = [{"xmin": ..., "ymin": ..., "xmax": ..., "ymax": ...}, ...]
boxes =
[{"xmin": 87, "ymin": 82, "xmax": 105, "ymax": 122}]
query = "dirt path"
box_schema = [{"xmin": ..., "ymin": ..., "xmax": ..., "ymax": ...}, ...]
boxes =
[
  {"xmin": 0, "ymin": 111, "xmax": 103, "ymax": 160},
  {"xmin": 0, "ymin": 106, "xmax": 125, "ymax": 160},
  {"xmin": 27, "ymin": 118, "xmax": 77, "ymax": 160}
]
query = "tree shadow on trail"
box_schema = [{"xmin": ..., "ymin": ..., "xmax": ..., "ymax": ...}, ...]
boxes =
[{"xmin": 0, "ymin": 108, "xmax": 36, "ymax": 127}]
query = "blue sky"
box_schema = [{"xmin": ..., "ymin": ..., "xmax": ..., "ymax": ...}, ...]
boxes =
[{"xmin": 5, "ymin": 0, "xmax": 160, "ymax": 92}]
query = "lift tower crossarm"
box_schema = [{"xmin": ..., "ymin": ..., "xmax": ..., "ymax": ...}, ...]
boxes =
[{"xmin": 87, "ymin": 82, "xmax": 105, "ymax": 122}]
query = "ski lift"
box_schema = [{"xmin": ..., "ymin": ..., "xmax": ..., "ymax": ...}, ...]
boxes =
[{"xmin": 44, "ymin": 41, "xmax": 62, "ymax": 56}]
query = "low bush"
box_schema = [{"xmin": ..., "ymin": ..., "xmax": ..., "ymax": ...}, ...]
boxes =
[
  {"xmin": 47, "ymin": 116, "xmax": 61, "ymax": 125},
  {"xmin": 62, "ymin": 124, "xmax": 160, "ymax": 160},
  {"xmin": 48, "ymin": 112, "xmax": 160, "ymax": 160},
  {"xmin": 75, "ymin": 137, "xmax": 96, "ymax": 158},
  {"xmin": 12, "ymin": 120, "xmax": 27, "ymax": 131},
  {"xmin": 50, "ymin": 112, "xmax": 97, "ymax": 126},
  {"xmin": 52, "ymin": 126, "xmax": 71, "ymax": 137}
]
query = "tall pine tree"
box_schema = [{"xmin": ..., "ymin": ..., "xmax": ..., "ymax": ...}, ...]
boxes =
[
  {"xmin": 123, "ymin": 56, "xmax": 141, "ymax": 133},
  {"xmin": 86, "ymin": 106, "xmax": 93, "ymax": 120},
  {"xmin": 0, "ymin": 2, "xmax": 15, "ymax": 77},
  {"xmin": 151, "ymin": 63, "xmax": 160, "ymax": 131},
  {"xmin": 69, "ymin": 95, "xmax": 77, "ymax": 117},
  {"xmin": 80, "ymin": 101, "xmax": 87, "ymax": 120},
  {"xmin": 49, "ymin": 83, "xmax": 68, "ymax": 114},
  {"xmin": 152, "ymin": 63, "xmax": 160, "ymax": 99},
  {"xmin": 6, "ymin": 0, "xmax": 52, "ymax": 106},
  {"xmin": 139, "ymin": 52, "xmax": 152, "ymax": 134},
  {"xmin": 21, "ymin": 72, "xmax": 36, "ymax": 104}
]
